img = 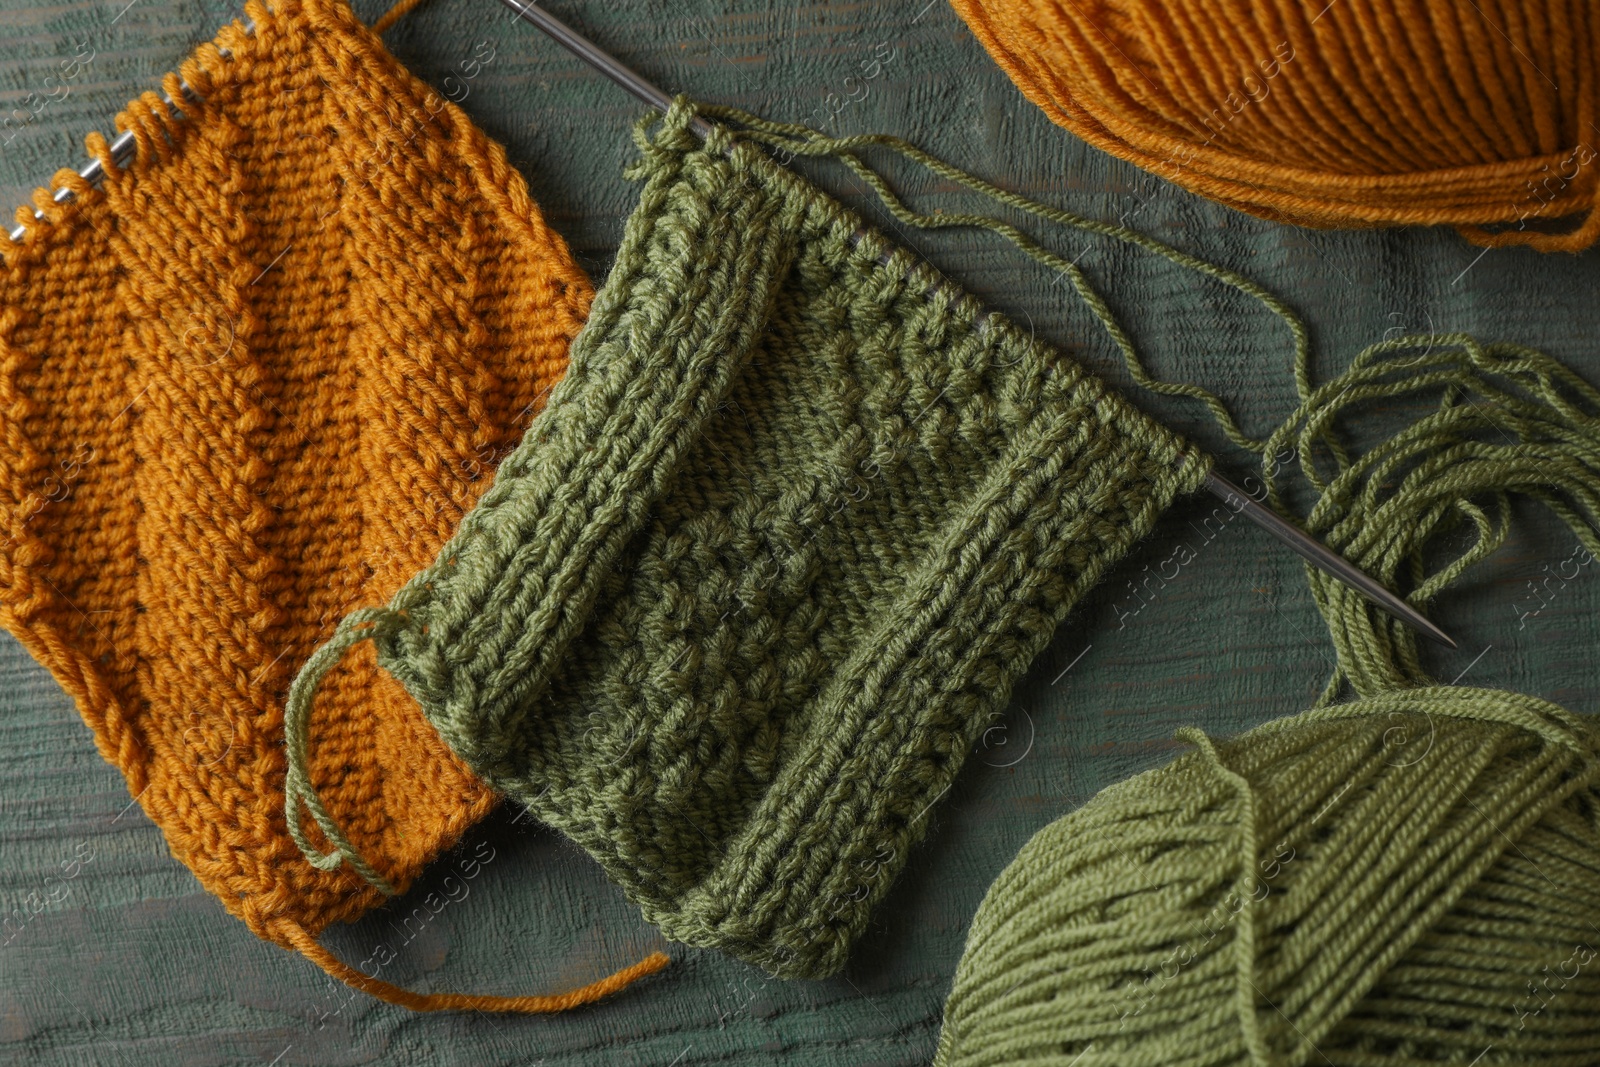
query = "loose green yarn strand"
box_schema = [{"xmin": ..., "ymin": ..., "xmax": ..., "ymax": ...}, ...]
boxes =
[
  {"xmin": 1177, "ymin": 727, "xmax": 1273, "ymax": 1065},
  {"xmin": 1262, "ymin": 334, "xmax": 1600, "ymax": 698},
  {"xmin": 283, "ymin": 607, "xmax": 404, "ymax": 896}
]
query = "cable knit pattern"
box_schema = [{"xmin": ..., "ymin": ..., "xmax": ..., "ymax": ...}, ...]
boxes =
[
  {"xmin": 0, "ymin": 0, "xmax": 589, "ymax": 994},
  {"xmin": 288, "ymin": 102, "xmax": 1209, "ymax": 978}
]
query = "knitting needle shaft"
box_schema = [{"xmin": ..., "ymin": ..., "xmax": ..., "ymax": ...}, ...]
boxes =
[
  {"xmin": 1205, "ymin": 471, "xmax": 1454, "ymax": 648},
  {"xmin": 8, "ymin": 129, "xmax": 139, "ymax": 244},
  {"xmin": 6, "ymin": 28, "xmax": 251, "ymax": 244},
  {"xmin": 501, "ymin": 0, "xmax": 713, "ymax": 137},
  {"xmin": 500, "ymin": 1, "xmax": 1458, "ymax": 650}
]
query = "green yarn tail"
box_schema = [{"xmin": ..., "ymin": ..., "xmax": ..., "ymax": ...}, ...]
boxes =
[
  {"xmin": 1267, "ymin": 334, "xmax": 1600, "ymax": 698},
  {"xmin": 283, "ymin": 607, "xmax": 408, "ymax": 896}
]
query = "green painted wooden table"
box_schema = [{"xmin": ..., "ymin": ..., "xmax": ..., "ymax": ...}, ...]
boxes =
[{"xmin": 2, "ymin": 1, "xmax": 1598, "ymax": 1063}]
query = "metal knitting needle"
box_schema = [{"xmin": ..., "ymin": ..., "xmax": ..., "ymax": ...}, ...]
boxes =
[
  {"xmin": 6, "ymin": 27, "xmax": 253, "ymax": 244},
  {"xmin": 8, "ymin": 125, "xmax": 148, "ymax": 243},
  {"xmin": 497, "ymin": 0, "xmax": 1457, "ymax": 650},
  {"xmin": 1204, "ymin": 471, "xmax": 1454, "ymax": 647}
]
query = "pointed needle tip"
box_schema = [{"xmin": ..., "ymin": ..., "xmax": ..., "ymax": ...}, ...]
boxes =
[{"xmin": 1202, "ymin": 470, "xmax": 1458, "ymax": 651}]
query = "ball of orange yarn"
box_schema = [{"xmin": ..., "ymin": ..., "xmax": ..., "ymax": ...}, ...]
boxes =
[{"xmin": 949, "ymin": 0, "xmax": 1600, "ymax": 250}]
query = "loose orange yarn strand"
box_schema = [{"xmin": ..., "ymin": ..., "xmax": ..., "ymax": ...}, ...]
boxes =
[
  {"xmin": 371, "ymin": 0, "xmax": 434, "ymax": 36},
  {"xmin": 283, "ymin": 925, "xmax": 671, "ymax": 1014},
  {"xmin": 950, "ymin": 0, "xmax": 1600, "ymax": 251}
]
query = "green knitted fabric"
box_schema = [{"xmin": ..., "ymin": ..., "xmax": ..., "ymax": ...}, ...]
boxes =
[{"xmin": 283, "ymin": 99, "xmax": 1208, "ymax": 978}]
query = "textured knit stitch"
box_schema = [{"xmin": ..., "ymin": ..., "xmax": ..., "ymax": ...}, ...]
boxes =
[
  {"xmin": 0, "ymin": 0, "xmax": 670, "ymax": 1010},
  {"xmin": 286, "ymin": 100, "xmax": 1210, "ymax": 979},
  {"xmin": 950, "ymin": 0, "xmax": 1600, "ymax": 251}
]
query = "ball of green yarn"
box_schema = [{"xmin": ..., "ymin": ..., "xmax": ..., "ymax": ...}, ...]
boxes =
[{"xmin": 936, "ymin": 688, "xmax": 1600, "ymax": 1066}]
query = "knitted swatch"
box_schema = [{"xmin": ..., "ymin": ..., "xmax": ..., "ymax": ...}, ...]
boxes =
[
  {"xmin": 286, "ymin": 100, "xmax": 1210, "ymax": 979},
  {"xmin": 0, "ymin": 0, "xmax": 667, "ymax": 1010}
]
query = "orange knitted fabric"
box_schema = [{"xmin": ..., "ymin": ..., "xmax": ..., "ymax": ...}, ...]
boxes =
[
  {"xmin": 950, "ymin": 0, "xmax": 1600, "ymax": 251},
  {"xmin": 0, "ymin": 0, "xmax": 662, "ymax": 1011}
]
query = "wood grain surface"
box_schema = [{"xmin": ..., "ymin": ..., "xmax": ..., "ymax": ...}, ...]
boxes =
[{"xmin": 2, "ymin": 1, "xmax": 1598, "ymax": 1064}]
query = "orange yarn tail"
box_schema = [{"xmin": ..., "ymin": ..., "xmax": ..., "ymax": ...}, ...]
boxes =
[
  {"xmin": 371, "ymin": 0, "xmax": 434, "ymax": 34},
  {"xmin": 283, "ymin": 924, "xmax": 670, "ymax": 1013}
]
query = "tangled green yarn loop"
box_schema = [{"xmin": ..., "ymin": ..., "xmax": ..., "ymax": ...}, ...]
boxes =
[{"xmin": 1264, "ymin": 334, "xmax": 1600, "ymax": 698}]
